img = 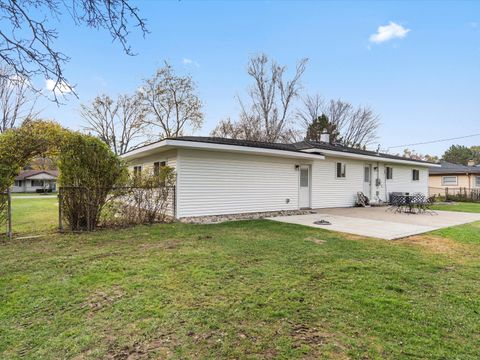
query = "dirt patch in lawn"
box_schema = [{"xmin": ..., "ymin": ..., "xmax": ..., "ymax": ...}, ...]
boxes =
[
  {"xmin": 105, "ymin": 335, "xmax": 176, "ymax": 360},
  {"xmin": 81, "ymin": 287, "xmax": 125, "ymax": 317},
  {"xmin": 291, "ymin": 324, "xmax": 348, "ymax": 359},
  {"xmin": 395, "ymin": 235, "xmax": 467, "ymax": 255},
  {"xmin": 304, "ymin": 236, "xmax": 327, "ymax": 245},
  {"xmin": 138, "ymin": 239, "xmax": 182, "ymax": 251}
]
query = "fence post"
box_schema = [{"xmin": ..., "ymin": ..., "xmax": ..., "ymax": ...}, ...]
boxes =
[
  {"xmin": 58, "ymin": 188, "xmax": 64, "ymax": 232},
  {"xmin": 7, "ymin": 188, "xmax": 12, "ymax": 240}
]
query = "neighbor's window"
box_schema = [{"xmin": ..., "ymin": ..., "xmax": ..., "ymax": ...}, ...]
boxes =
[
  {"xmin": 412, "ymin": 169, "xmax": 420, "ymax": 181},
  {"xmin": 31, "ymin": 180, "xmax": 44, "ymax": 187},
  {"xmin": 133, "ymin": 166, "xmax": 142, "ymax": 177},
  {"xmin": 386, "ymin": 166, "xmax": 393, "ymax": 180},
  {"xmin": 14, "ymin": 180, "xmax": 22, "ymax": 187},
  {"xmin": 442, "ymin": 176, "xmax": 458, "ymax": 186},
  {"xmin": 476, "ymin": 176, "xmax": 480, "ymax": 187},
  {"xmin": 336, "ymin": 162, "xmax": 346, "ymax": 178}
]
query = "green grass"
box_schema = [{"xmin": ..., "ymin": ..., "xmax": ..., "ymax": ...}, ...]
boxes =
[
  {"xmin": 1, "ymin": 219, "xmax": 480, "ymax": 359},
  {"xmin": 431, "ymin": 201, "xmax": 480, "ymax": 213},
  {"xmin": 11, "ymin": 196, "xmax": 58, "ymax": 235},
  {"xmin": 11, "ymin": 193, "xmax": 57, "ymax": 198}
]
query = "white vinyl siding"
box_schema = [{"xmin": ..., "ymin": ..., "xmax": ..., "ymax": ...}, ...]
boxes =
[
  {"xmin": 384, "ymin": 165, "xmax": 428, "ymax": 195},
  {"xmin": 442, "ymin": 176, "xmax": 458, "ymax": 186},
  {"xmin": 311, "ymin": 157, "xmax": 363, "ymax": 208},
  {"xmin": 176, "ymin": 149, "xmax": 301, "ymax": 218}
]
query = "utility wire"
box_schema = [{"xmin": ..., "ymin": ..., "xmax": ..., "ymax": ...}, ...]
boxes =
[{"xmin": 386, "ymin": 133, "xmax": 480, "ymax": 149}]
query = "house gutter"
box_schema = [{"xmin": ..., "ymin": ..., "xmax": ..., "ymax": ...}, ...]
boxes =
[
  {"xmin": 301, "ymin": 148, "xmax": 440, "ymax": 167},
  {"xmin": 121, "ymin": 139, "xmax": 326, "ymax": 161}
]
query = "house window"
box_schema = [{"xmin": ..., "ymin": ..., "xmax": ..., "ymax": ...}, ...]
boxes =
[
  {"xmin": 386, "ymin": 167, "xmax": 393, "ymax": 180},
  {"xmin": 442, "ymin": 176, "xmax": 458, "ymax": 186},
  {"xmin": 476, "ymin": 176, "xmax": 480, "ymax": 187},
  {"xmin": 133, "ymin": 166, "xmax": 142, "ymax": 177},
  {"xmin": 336, "ymin": 162, "xmax": 346, "ymax": 178},
  {"xmin": 14, "ymin": 180, "xmax": 22, "ymax": 187},
  {"xmin": 412, "ymin": 169, "xmax": 420, "ymax": 181},
  {"xmin": 31, "ymin": 180, "xmax": 44, "ymax": 187},
  {"xmin": 153, "ymin": 161, "xmax": 166, "ymax": 176}
]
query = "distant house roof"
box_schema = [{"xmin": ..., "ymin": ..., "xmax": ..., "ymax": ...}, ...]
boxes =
[
  {"xmin": 429, "ymin": 161, "xmax": 480, "ymax": 175},
  {"xmin": 15, "ymin": 170, "xmax": 59, "ymax": 180},
  {"xmin": 165, "ymin": 136, "xmax": 437, "ymax": 165}
]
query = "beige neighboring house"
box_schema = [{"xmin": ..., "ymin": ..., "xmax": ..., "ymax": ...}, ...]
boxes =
[
  {"xmin": 12, "ymin": 170, "xmax": 59, "ymax": 193},
  {"xmin": 429, "ymin": 161, "xmax": 480, "ymax": 194}
]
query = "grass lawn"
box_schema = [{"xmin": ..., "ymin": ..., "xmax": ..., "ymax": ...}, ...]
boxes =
[
  {"xmin": 1, "ymin": 218, "xmax": 480, "ymax": 359},
  {"xmin": 11, "ymin": 196, "xmax": 58, "ymax": 235},
  {"xmin": 431, "ymin": 201, "xmax": 480, "ymax": 214}
]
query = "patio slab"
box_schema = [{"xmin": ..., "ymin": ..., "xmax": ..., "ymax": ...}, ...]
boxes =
[{"xmin": 268, "ymin": 207, "xmax": 480, "ymax": 240}]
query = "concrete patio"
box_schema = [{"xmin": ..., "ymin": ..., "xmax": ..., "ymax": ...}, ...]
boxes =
[{"xmin": 269, "ymin": 207, "xmax": 480, "ymax": 240}]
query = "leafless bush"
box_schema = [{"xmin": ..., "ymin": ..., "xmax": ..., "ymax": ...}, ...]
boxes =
[{"xmin": 104, "ymin": 186, "xmax": 175, "ymax": 226}]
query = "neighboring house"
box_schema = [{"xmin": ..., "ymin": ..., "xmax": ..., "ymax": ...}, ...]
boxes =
[
  {"xmin": 121, "ymin": 136, "xmax": 438, "ymax": 219},
  {"xmin": 12, "ymin": 170, "xmax": 59, "ymax": 193},
  {"xmin": 429, "ymin": 161, "xmax": 480, "ymax": 191}
]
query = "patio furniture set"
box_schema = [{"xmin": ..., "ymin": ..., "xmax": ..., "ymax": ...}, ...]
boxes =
[{"xmin": 388, "ymin": 192, "xmax": 437, "ymax": 215}]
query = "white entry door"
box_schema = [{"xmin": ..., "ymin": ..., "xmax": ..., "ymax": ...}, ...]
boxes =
[
  {"xmin": 363, "ymin": 164, "xmax": 372, "ymax": 198},
  {"xmin": 299, "ymin": 166, "xmax": 311, "ymax": 208}
]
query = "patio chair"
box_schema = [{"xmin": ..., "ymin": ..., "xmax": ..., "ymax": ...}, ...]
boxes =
[
  {"xmin": 356, "ymin": 192, "xmax": 370, "ymax": 207},
  {"xmin": 386, "ymin": 193, "xmax": 405, "ymax": 213}
]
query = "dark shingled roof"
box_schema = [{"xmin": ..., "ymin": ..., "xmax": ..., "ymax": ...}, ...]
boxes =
[
  {"xmin": 15, "ymin": 170, "xmax": 59, "ymax": 180},
  {"xmin": 429, "ymin": 161, "xmax": 480, "ymax": 175},
  {"xmin": 171, "ymin": 136, "xmax": 436, "ymax": 164}
]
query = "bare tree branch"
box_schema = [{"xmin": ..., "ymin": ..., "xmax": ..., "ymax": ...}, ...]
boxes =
[
  {"xmin": 0, "ymin": 0, "xmax": 148, "ymax": 103},
  {"xmin": 299, "ymin": 96, "xmax": 381, "ymax": 147},
  {"xmin": 211, "ymin": 54, "xmax": 307, "ymax": 143},
  {"xmin": 0, "ymin": 66, "xmax": 39, "ymax": 133},
  {"xmin": 81, "ymin": 93, "xmax": 149, "ymax": 155},
  {"xmin": 140, "ymin": 62, "xmax": 203, "ymax": 139}
]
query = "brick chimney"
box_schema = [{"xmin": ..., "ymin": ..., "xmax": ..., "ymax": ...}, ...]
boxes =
[{"xmin": 467, "ymin": 160, "xmax": 476, "ymax": 166}]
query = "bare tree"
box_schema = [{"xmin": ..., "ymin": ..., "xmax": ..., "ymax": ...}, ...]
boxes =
[
  {"xmin": 211, "ymin": 54, "xmax": 307, "ymax": 143},
  {"xmin": 0, "ymin": 67, "xmax": 38, "ymax": 133},
  {"xmin": 299, "ymin": 97, "xmax": 380, "ymax": 147},
  {"xmin": 0, "ymin": 0, "xmax": 147, "ymax": 102},
  {"xmin": 296, "ymin": 94, "xmax": 324, "ymax": 130},
  {"xmin": 81, "ymin": 93, "xmax": 149, "ymax": 155},
  {"xmin": 140, "ymin": 62, "xmax": 203, "ymax": 138}
]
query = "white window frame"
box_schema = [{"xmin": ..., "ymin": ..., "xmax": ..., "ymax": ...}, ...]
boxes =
[
  {"xmin": 412, "ymin": 169, "xmax": 420, "ymax": 181},
  {"xmin": 476, "ymin": 176, "xmax": 480, "ymax": 188},
  {"xmin": 336, "ymin": 162, "xmax": 346, "ymax": 179},
  {"xmin": 386, "ymin": 166, "xmax": 393, "ymax": 180},
  {"xmin": 442, "ymin": 176, "xmax": 458, "ymax": 186}
]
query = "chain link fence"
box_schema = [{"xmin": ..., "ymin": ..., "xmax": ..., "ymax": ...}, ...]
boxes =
[{"xmin": 0, "ymin": 189, "xmax": 12, "ymax": 240}]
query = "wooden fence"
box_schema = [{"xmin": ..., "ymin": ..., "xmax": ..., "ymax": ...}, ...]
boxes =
[{"xmin": 429, "ymin": 187, "xmax": 480, "ymax": 202}]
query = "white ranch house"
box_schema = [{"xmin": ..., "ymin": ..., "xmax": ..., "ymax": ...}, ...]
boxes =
[
  {"xmin": 12, "ymin": 170, "xmax": 58, "ymax": 193},
  {"xmin": 122, "ymin": 136, "xmax": 438, "ymax": 219}
]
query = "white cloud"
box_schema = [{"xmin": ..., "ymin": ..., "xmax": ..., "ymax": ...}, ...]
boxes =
[
  {"xmin": 469, "ymin": 21, "xmax": 478, "ymax": 29},
  {"xmin": 182, "ymin": 58, "xmax": 200, "ymax": 67},
  {"xmin": 369, "ymin": 22, "xmax": 411, "ymax": 44},
  {"xmin": 45, "ymin": 79, "xmax": 72, "ymax": 94}
]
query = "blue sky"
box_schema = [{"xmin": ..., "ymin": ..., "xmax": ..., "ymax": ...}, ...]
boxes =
[{"xmin": 37, "ymin": 0, "xmax": 480, "ymax": 156}]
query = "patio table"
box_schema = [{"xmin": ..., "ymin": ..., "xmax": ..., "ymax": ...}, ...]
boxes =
[{"xmin": 389, "ymin": 193, "xmax": 433, "ymax": 214}]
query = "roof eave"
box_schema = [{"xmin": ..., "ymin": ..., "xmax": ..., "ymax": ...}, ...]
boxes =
[
  {"xmin": 301, "ymin": 148, "xmax": 439, "ymax": 167},
  {"xmin": 121, "ymin": 139, "xmax": 325, "ymax": 161}
]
